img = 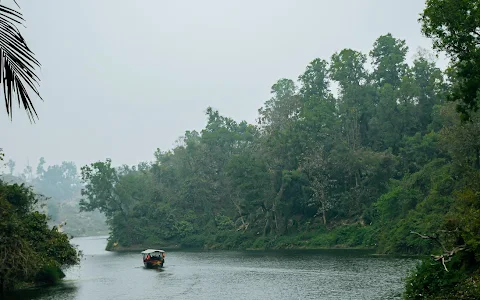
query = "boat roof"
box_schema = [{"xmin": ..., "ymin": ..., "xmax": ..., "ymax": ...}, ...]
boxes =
[{"xmin": 141, "ymin": 249, "xmax": 165, "ymax": 254}]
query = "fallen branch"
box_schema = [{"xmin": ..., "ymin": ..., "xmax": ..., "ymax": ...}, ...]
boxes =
[
  {"xmin": 410, "ymin": 231, "xmax": 466, "ymax": 272},
  {"xmin": 410, "ymin": 231, "xmax": 448, "ymax": 253},
  {"xmin": 237, "ymin": 222, "xmax": 249, "ymax": 231}
]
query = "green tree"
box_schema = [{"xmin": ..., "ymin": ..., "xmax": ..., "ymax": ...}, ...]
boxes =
[
  {"xmin": 370, "ymin": 33, "xmax": 408, "ymax": 89},
  {"xmin": 298, "ymin": 58, "xmax": 330, "ymax": 98},
  {"xmin": 368, "ymin": 34, "xmax": 410, "ymax": 152},
  {"xmin": 330, "ymin": 48, "xmax": 373, "ymax": 150},
  {"xmin": 80, "ymin": 159, "xmax": 124, "ymax": 219},
  {"xmin": 258, "ymin": 78, "xmax": 299, "ymax": 132},
  {"xmin": 421, "ymin": 0, "xmax": 480, "ymax": 118},
  {"xmin": 0, "ymin": 181, "xmax": 79, "ymax": 292},
  {"xmin": 80, "ymin": 160, "xmax": 155, "ymax": 246},
  {"xmin": 411, "ymin": 50, "xmax": 447, "ymax": 132},
  {"xmin": 440, "ymin": 102, "xmax": 480, "ymax": 170}
]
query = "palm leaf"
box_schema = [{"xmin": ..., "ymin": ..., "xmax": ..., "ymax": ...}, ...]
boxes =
[{"xmin": 0, "ymin": 4, "xmax": 41, "ymax": 121}]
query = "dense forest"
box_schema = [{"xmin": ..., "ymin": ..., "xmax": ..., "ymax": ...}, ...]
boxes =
[
  {"xmin": 81, "ymin": 33, "xmax": 444, "ymax": 251},
  {"xmin": 79, "ymin": 32, "xmax": 480, "ymax": 298}
]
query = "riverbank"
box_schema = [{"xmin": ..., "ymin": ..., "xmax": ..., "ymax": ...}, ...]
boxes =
[
  {"xmin": 106, "ymin": 224, "xmax": 380, "ymax": 253},
  {"xmin": 107, "ymin": 243, "xmax": 375, "ymax": 252}
]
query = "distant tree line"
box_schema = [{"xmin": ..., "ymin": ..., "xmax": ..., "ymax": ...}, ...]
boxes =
[{"xmin": 1, "ymin": 158, "xmax": 108, "ymax": 236}]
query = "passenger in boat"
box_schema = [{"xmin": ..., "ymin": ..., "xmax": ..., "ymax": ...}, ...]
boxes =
[{"xmin": 145, "ymin": 254, "xmax": 151, "ymax": 261}]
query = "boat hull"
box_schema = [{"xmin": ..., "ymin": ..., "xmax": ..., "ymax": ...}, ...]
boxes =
[{"xmin": 144, "ymin": 260, "xmax": 164, "ymax": 268}]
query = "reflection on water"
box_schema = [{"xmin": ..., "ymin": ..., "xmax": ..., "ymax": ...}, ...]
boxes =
[
  {"xmin": 4, "ymin": 236, "xmax": 418, "ymax": 300},
  {"xmin": 4, "ymin": 283, "xmax": 78, "ymax": 300}
]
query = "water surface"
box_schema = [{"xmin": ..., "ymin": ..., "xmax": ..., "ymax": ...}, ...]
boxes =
[{"xmin": 6, "ymin": 236, "xmax": 418, "ymax": 300}]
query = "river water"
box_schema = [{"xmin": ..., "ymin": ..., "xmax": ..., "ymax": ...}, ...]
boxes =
[{"xmin": 5, "ymin": 236, "xmax": 418, "ymax": 300}]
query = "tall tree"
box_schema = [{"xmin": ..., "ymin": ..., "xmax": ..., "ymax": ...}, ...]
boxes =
[
  {"xmin": 369, "ymin": 34, "xmax": 409, "ymax": 152},
  {"xmin": 411, "ymin": 50, "xmax": 447, "ymax": 132},
  {"xmin": 258, "ymin": 78, "xmax": 299, "ymax": 132},
  {"xmin": 298, "ymin": 58, "xmax": 330, "ymax": 99},
  {"xmin": 370, "ymin": 33, "xmax": 408, "ymax": 89},
  {"xmin": 330, "ymin": 48, "xmax": 371, "ymax": 148},
  {"xmin": 301, "ymin": 148, "xmax": 333, "ymax": 225},
  {"xmin": 421, "ymin": 0, "xmax": 480, "ymax": 119}
]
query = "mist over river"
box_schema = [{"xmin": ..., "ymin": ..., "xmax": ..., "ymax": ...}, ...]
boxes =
[{"xmin": 6, "ymin": 236, "xmax": 418, "ymax": 300}]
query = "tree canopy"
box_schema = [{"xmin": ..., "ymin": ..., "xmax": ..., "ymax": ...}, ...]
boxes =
[
  {"xmin": 0, "ymin": 181, "xmax": 79, "ymax": 292},
  {"xmin": 421, "ymin": 0, "xmax": 480, "ymax": 120}
]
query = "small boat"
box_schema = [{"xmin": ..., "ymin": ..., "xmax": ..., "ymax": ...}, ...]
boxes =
[{"xmin": 141, "ymin": 249, "xmax": 166, "ymax": 268}]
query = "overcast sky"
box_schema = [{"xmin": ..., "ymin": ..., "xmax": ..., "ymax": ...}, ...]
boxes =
[{"xmin": 1, "ymin": 0, "xmax": 446, "ymax": 173}]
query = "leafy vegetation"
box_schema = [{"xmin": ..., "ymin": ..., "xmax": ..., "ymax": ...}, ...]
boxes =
[
  {"xmin": 0, "ymin": 2, "xmax": 42, "ymax": 120},
  {"xmin": 421, "ymin": 0, "xmax": 480, "ymax": 121},
  {"xmin": 0, "ymin": 179, "xmax": 79, "ymax": 292}
]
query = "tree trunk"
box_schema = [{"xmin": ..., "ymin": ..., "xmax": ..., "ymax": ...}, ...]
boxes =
[
  {"xmin": 263, "ymin": 211, "xmax": 272, "ymax": 236},
  {"xmin": 273, "ymin": 181, "xmax": 286, "ymax": 234},
  {"xmin": 322, "ymin": 202, "xmax": 327, "ymax": 225},
  {"xmin": 230, "ymin": 193, "xmax": 245, "ymax": 226},
  {"xmin": 320, "ymin": 186, "xmax": 327, "ymax": 225}
]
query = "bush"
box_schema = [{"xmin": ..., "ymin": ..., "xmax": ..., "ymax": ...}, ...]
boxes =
[
  {"xmin": 251, "ymin": 237, "xmax": 267, "ymax": 249},
  {"xmin": 0, "ymin": 181, "xmax": 79, "ymax": 292},
  {"xmin": 180, "ymin": 234, "xmax": 206, "ymax": 248},
  {"xmin": 215, "ymin": 215, "xmax": 234, "ymax": 231},
  {"xmin": 404, "ymin": 254, "xmax": 480, "ymax": 299},
  {"xmin": 35, "ymin": 264, "xmax": 65, "ymax": 285}
]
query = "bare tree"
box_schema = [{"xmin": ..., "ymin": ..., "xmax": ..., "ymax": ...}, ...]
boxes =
[{"xmin": 302, "ymin": 147, "xmax": 334, "ymax": 225}]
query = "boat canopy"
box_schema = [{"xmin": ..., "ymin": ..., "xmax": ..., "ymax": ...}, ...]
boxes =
[{"xmin": 141, "ymin": 249, "xmax": 165, "ymax": 254}]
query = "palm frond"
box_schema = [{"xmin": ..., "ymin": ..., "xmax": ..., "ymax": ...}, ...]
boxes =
[{"xmin": 0, "ymin": 4, "xmax": 41, "ymax": 121}]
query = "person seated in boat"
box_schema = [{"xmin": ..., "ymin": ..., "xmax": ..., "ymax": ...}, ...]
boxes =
[{"xmin": 145, "ymin": 254, "xmax": 151, "ymax": 261}]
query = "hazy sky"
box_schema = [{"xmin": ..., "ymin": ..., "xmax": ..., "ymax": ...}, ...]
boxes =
[{"xmin": 1, "ymin": 0, "xmax": 446, "ymax": 172}]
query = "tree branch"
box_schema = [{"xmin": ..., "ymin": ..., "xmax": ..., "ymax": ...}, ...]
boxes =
[
  {"xmin": 411, "ymin": 231, "xmax": 466, "ymax": 272},
  {"xmin": 410, "ymin": 231, "xmax": 448, "ymax": 253}
]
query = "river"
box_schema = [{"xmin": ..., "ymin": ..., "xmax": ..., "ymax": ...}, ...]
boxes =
[{"xmin": 5, "ymin": 236, "xmax": 418, "ymax": 300}]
